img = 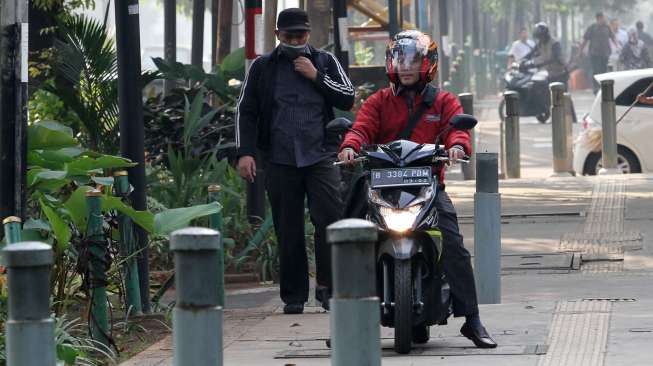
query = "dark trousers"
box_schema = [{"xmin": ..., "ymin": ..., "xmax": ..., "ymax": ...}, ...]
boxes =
[
  {"xmin": 265, "ymin": 160, "xmax": 343, "ymax": 304},
  {"xmin": 436, "ymin": 191, "xmax": 479, "ymax": 317},
  {"xmin": 591, "ymin": 55, "xmax": 609, "ymax": 93}
]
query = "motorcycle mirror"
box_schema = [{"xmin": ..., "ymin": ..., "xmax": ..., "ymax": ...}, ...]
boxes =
[
  {"xmin": 326, "ymin": 117, "xmax": 353, "ymax": 133},
  {"xmin": 449, "ymin": 114, "xmax": 478, "ymax": 130}
]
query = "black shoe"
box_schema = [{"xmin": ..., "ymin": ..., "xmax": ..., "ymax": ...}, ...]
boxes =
[
  {"xmin": 315, "ymin": 286, "xmax": 331, "ymax": 311},
  {"xmin": 460, "ymin": 322, "xmax": 498, "ymax": 349},
  {"xmin": 283, "ymin": 303, "xmax": 304, "ymax": 314}
]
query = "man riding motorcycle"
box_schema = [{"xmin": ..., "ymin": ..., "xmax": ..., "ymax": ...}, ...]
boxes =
[
  {"xmin": 522, "ymin": 22, "xmax": 569, "ymax": 86},
  {"xmin": 337, "ymin": 30, "xmax": 497, "ymax": 349}
]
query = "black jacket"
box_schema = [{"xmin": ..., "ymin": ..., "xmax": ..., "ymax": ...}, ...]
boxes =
[{"xmin": 236, "ymin": 45, "xmax": 355, "ymax": 158}]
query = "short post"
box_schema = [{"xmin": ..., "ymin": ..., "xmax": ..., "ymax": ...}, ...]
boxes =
[
  {"xmin": 564, "ymin": 93, "xmax": 576, "ymax": 174},
  {"xmin": 550, "ymin": 83, "xmax": 573, "ymax": 176},
  {"xmin": 86, "ymin": 189, "xmax": 110, "ymax": 346},
  {"xmin": 3, "ymin": 216, "xmax": 22, "ymax": 245},
  {"xmin": 114, "ymin": 171, "xmax": 142, "ymax": 316},
  {"xmin": 171, "ymin": 228, "xmax": 223, "ymax": 366},
  {"xmin": 328, "ymin": 219, "xmax": 380, "ymax": 366},
  {"xmin": 2, "ymin": 242, "xmax": 56, "ymax": 365},
  {"xmin": 208, "ymin": 184, "xmax": 225, "ymax": 308},
  {"xmin": 503, "ymin": 91, "xmax": 520, "ymax": 178},
  {"xmin": 459, "ymin": 93, "xmax": 476, "ymax": 180},
  {"xmin": 599, "ymin": 79, "xmax": 619, "ymax": 175},
  {"xmin": 474, "ymin": 153, "xmax": 501, "ymax": 304}
]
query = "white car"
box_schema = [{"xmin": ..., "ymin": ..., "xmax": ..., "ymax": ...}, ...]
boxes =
[{"xmin": 573, "ymin": 68, "xmax": 653, "ymax": 175}]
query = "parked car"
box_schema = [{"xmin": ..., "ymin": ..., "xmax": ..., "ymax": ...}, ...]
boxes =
[{"xmin": 573, "ymin": 68, "xmax": 653, "ymax": 175}]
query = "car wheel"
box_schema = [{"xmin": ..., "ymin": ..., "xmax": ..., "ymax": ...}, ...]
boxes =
[{"xmin": 583, "ymin": 146, "xmax": 642, "ymax": 175}]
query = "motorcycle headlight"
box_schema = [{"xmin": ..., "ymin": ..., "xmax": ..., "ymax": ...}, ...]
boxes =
[{"xmin": 379, "ymin": 205, "xmax": 422, "ymax": 233}]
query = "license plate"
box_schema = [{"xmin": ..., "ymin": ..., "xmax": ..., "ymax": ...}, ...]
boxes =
[{"xmin": 370, "ymin": 167, "xmax": 432, "ymax": 188}]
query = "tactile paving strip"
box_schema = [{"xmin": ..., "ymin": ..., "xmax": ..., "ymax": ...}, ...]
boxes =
[
  {"xmin": 537, "ymin": 300, "xmax": 612, "ymax": 366},
  {"xmin": 560, "ymin": 180, "xmax": 643, "ymax": 265}
]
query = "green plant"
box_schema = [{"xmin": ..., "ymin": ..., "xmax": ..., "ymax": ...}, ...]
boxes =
[
  {"xmin": 354, "ymin": 42, "xmax": 375, "ymax": 66},
  {"xmin": 46, "ymin": 13, "xmax": 156, "ymax": 153}
]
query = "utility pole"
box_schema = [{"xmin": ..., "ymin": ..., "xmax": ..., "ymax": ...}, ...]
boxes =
[
  {"xmin": 333, "ymin": 0, "xmax": 349, "ymax": 71},
  {"xmin": 0, "ymin": 0, "xmax": 28, "ymax": 221},
  {"xmin": 164, "ymin": 0, "xmax": 176, "ymax": 94},
  {"xmin": 439, "ymin": 0, "xmax": 450, "ymax": 82},
  {"xmin": 244, "ymin": 0, "xmax": 266, "ymax": 222},
  {"xmin": 389, "ymin": 0, "xmax": 400, "ymax": 38},
  {"xmin": 191, "ymin": 0, "xmax": 205, "ymax": 68},
  {"xmin": 114, "ymin": 0, "xmax": 150, "ymax": 313}
]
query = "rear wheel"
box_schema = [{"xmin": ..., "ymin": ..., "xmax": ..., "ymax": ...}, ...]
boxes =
[
  {"xmin": 536, "ymin": 110, "xmax": 550, "ymax": 123},
  {"xmin": 394, "ymin": 259, "xmax": 413, "ymax": 354}
]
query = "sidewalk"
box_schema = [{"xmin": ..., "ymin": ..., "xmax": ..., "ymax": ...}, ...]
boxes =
[{"xmin": 122, "ymin": 173, "xmax": 653, "ymax": 366}]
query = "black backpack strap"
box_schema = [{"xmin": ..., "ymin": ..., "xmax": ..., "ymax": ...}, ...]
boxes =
[{"xmin": 399, "ymin": 85, "xmax": 439, "ymax": 140}]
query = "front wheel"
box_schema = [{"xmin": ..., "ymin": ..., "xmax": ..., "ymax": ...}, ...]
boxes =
[
  {"xmin": 584, "ymin": 146, "xmax": 642, "ymax": 175},
  {"xmin": 394, "ymin": 259, "xmax": 413, "ymax": 354}
]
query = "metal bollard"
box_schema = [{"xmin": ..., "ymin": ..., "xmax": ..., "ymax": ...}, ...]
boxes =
[
  {"xmin": 3, "ymin": 242, "xmax": 56, "ymax": 365},
  {"xmin": 599, "ymin": 79, "xmax": 619, "ymax": 175},
  {"xmin": 171, "ymin": 227, "xmax": 223, "ymax": 366},
  {"xmin": 459, "ymin": 93, "xmax": 476, "ymax": 180},
  {"xmin": 3, "ymin": 216, "xmax": 22, "ymax": 245},
  {"xmin": 86, "ymin": 189, "xmax": 110, "ymax": 346},
  {"xmin": 474, "ymin": 153, "xmax": 502, "ymax": 304},
  {"xmin": 550, "ymin": 83, "xmax": 573, "ymax": 176},
  {"xmin": 208, "ymin": 185, "xmax": 225, "ymax": 308},
  {"xmin": 328, "ymin": 219, "xmax": 380, "ymax": 366},
  {"xmin": 114, "ymin": 171, "xmax": 142, "ymax": 316},
  {"xmin": 503, "ymin": 91, "xmax": 521, "ymax": 178}
]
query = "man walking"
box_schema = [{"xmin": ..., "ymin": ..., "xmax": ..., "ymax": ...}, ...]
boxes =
[
  {"xmin": 579, "ymin": 12, "xmax": 616, "ymax": 93},
  {"xmin": 236, "ymin": 8, "xmax": 355, "ymax": 314},
  {"xmin": 507, "ymin": 28, "xmax": 535, "ymax": 66},
  {"xmin": 636, "ymin": 21, "xmax": 653, "ymax": 49}
]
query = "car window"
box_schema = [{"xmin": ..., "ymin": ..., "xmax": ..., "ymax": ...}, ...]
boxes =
[{"xmin": 615, "ymin": 77, "xmax": 653, "ymax": 108}]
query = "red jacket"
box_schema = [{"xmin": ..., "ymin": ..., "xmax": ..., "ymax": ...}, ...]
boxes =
[{"xmin": 340, "ymin": 87, "xmax": 472, "ymax": 182}]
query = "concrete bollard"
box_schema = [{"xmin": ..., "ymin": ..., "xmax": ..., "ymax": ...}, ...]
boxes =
[
  {"xmin": 3, "ymin": 216, "xmax": 22, "ymax": 245},
  {"xmin": 2, "ymin": 242, "xmax": 56, "ymax": 366},
  {"xmin": 208, "ymin": 185, "xmax": 225, "ymax": 308},
  {"xmin": 459, "ymin": 93, "xmax": 476, "ymax": 180},
  {"xmin": 599, "ymin": 79, "xmax": 620, "ymax": 175},
  {"xmin": 114, "ymin": 171, "xmax": 143, "ymax": 316},
  {"xmin": 503, "ymin": 91, "xmax": 521, "ymax": 178},
  {"xmin": 171, "ymin": 227, "xmax": 223, "ymax": 366},
  {"xmin": 550, "ymin": 83, "xmax": 573, "ymax": 176},
  {"xmin": 328, "ymin": 219, "xmax": 380, "ymax": 366},
  {"xmin": 474, "ymin": 153, "xmax": 502, "ymax": 304}
]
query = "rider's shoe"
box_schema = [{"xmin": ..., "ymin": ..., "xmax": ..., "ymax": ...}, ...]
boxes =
[
  {"xmin": 460, "ymin": 322, "xmax": 498, "ymax": 349},
  {"xmin": 315, "ymin": 286, "xmax": 331, "ymax": 311}
]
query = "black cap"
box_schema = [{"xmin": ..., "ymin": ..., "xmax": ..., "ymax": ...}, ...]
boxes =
[
  {"xmin": 595, "ymin": 11, "xmax": 604, "ymax": 18},
  {"xmin": 277, "ymin": 8, "xmax": 311, "ymax": 32}
]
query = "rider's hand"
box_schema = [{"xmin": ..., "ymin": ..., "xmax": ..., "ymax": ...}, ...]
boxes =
[
  {"xmin": 448, "ymin": 147, "xmax": 466, "ymax": 165},
  {"xmin": 237, "ymin": 156, "xmax": 257, "ymax": 183},
  {"xmin": 337, "ymin": 148, "xmax": 357, "ymax": 165}
]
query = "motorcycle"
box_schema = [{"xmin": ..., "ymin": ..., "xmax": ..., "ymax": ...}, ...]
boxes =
[
  {"xmin": 499, "ymin": 62, "xmax": 551, "ymax": 123},
  {"xmin": 328, "ymin": 114, "xmax": 477, "ymax": 354}
]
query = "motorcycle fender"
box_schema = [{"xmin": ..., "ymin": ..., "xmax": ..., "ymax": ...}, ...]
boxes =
[{"xmin": 378, "ymin": 237, "xmax": 420, "ymax": 260}]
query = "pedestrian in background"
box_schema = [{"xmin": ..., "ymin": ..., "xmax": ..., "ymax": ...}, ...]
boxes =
[
  {"xmin": 620, "ymin": 29, "xmax": 651, "ymax": 70},
  {"xmin": 609, "ymin": 19, "xmax": 628, "ymax": 71},
  {"xmin": 235, "ymin": 8, "xmax": 355, "ymax": 314},
  {"xmin": 636, "ymin": 21, "xmax": 653, "ymax": 49},
  {"xmin": 507, "ymin": 28, "xmax": 535, "ymax": 66},
  {"xmin": 578, "ymin": 12, "xmax": 617, "ymax": 93}
]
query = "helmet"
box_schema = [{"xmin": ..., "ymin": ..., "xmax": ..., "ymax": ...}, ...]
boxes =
[
  {"xmin": 533, "ymin": 22, "xmax": 550, "ymax": 42},
  {"xmin": 386, "ymin": 30, "xmax": 439, "ymax": 85}
]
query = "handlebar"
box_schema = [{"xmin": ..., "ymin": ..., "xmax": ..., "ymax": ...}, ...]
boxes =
[
  {"xmin": 333, "ymin": 157, "xmax": 367, "ymax": 166},
  {"xmin": 334, "ymin": 155, "xmax": 471, "ymax": 166}
]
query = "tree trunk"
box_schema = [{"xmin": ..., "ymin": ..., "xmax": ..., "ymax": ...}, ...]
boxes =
[
  {"xmin": 305, "ymin": 0, "xmax": 330, "ymax": 49},
  {"xmin": 164, "ymin": 0, "xmax": 176, "ymax": 94},
  {"xmin": 264, "ymin": 0, "xmax": 278, "ymax": 52},
  {"xmin": 191, "ymin": 0, "xmax": 205, "ymax": 68},
  {"xmin": 216, "ymin": 0, "xmax": 233, "ymax": 64}
]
